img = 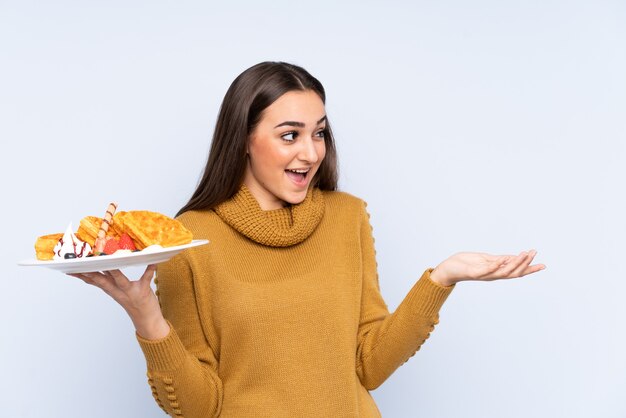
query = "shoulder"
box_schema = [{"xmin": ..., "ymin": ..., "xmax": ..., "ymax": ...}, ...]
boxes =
[
  {"xmin": 321, "ymin": 189, "xmax": 367, "ymax": 215},
  {"xmin": 175, "ymin": 209, "xmax": 223, "ymax": 239}
]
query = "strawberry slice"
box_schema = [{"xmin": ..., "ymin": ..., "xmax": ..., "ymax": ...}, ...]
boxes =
[
  {"xmin": 102, "ymin": 237, "xmax": 120, "ymax": 255},
  {"xmin": 118, "ymin": 233, "xmax": 137, "ymax": 251}
]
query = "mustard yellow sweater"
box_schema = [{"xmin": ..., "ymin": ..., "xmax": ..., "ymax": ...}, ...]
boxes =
[{"xmin": 137, "ymin": 185, "xmax": 454, "ymax": 418}]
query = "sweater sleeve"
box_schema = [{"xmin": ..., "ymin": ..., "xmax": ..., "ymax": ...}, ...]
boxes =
[
  {"xmin": 136, "ymin": 252, "xmax": 223, "ymax": 417},
  {"xmin": 355, "ymin": 201, "xmax": 455, "ymax": 390}
]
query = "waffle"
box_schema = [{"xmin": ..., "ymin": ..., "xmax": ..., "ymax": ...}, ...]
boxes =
[
  {"xmin": 115, "ymin": 211, "xmax": 193, "ymax": 250},
  {"xmin": 34, "ymin": 233, "xmax": 63, "ymax": 261},
  {"xmin": 77, "ymin": 216, "xmax": 120, "ymax": 247},
  {"xmin": 111, "ymin": 211, "xmax": 127, "ymax": 237}
]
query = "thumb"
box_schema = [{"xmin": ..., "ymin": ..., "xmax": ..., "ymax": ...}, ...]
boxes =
[{"xmin": 488, "ymin": 256, "xmax": 509, "ymax": 272}]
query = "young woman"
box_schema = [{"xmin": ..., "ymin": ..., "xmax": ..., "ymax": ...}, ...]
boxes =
[{"xmin": 70, "ymin": 62, "xmax": 545, "ymax": 417}]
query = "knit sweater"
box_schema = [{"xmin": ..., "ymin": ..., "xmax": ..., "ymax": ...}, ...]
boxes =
[{"xmin": 137, "ymin": 185, "xmax": 454, "ymax": 418}]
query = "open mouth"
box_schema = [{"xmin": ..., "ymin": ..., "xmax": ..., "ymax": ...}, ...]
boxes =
[{"xmin": 285, "ymin": 168, "xmax": 310, "ymax": 184}]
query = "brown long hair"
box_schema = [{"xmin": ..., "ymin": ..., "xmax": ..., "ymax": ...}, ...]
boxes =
[{"xmin": 176, "ymin": 61, "xmax": 339, "ymax": 217}]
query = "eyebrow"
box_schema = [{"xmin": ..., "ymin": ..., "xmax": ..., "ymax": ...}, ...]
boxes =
[{"xmin": 274, "ymin": 115, "xmax": 327, "ymax": 129}]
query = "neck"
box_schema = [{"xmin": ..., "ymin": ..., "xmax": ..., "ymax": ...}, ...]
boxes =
[
  {"xmin": 244, "ymin": 181, "xmax": 287, "ymax": 210},
  {"xmin": 242, "ymin": 174, "xmax": 287, "ymax": 211}
]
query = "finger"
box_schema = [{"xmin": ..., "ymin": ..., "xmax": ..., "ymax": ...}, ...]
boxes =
[
  {"xmin": 107, "ymin": 269, "xmax": 132, "ymax": 290},
  {"xmin": 510, "ymin": 250, "xmax": 537, "ymax": 277},
  {"xmin": 67, "ymin": 273, "xmax": 95, "ymax": 286},
  {"xmin": 69, "ymin": 272, "xmax": 122, "ymax": 300},
  {"xmin": 521, "ymin": 263, "xmax": 546, "ymax": 276},
  {"xmin": 499, "ymin": 256, "xmax": 512, "ymax": 265},
  {"xmin": 498, "ymin": 252, "xmax": 529, "ymax": 277},
  {"xmin": 480, "ymin": 255, "xmax": 511, "ymax": 277},
  {"xmin": 81, "ymin": 271, "xmax": 119, "ymax": 295},
  {"xmin": 139, "ymin": 264, "xmax": 157, "ymax": 287}
]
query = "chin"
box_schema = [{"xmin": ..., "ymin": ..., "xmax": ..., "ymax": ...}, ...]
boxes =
[{"xmin": 281, "ymin": 189, "xmax": 308, "ymax": 205}]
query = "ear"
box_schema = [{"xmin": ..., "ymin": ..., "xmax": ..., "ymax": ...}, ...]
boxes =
[{"xmin": 246, "ymin": 135, "xmax": 252, "ymax": 155}]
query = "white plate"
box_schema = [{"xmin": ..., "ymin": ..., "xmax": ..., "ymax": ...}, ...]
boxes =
[{"xmin": 17, "ymin": 239, "xmax": 209, "ymax": 274}]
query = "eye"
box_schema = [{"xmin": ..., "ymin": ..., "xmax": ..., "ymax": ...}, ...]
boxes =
[
  {"xmin": 281, "ymin": 131, "xmax": 298, "ymax": 142},
  {"xmin": 315, "ymin": 129, "xmax": 326, "ymax": 139}
]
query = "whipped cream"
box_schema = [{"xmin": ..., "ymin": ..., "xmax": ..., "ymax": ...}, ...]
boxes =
[
  {"xmin": 53, "ymin": 223, "xmax": 91, "ymax": 260},
  {"xmin": 141, "ymin": 244, "xmax": 163, "ymax": 253},
  {"xmin": 111, "ymin": 249, "xmax": 133, "ymax": 256}
]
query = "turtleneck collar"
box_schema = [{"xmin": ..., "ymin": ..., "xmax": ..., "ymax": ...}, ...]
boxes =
[{"xmin": 214, "ymin": 184, "xmax": 325, "ymax": 247}]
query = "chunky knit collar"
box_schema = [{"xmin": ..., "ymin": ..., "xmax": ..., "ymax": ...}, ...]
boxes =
[{"xmin": 214, "ymin": 184, "xmax": 325, "ymax": 247}]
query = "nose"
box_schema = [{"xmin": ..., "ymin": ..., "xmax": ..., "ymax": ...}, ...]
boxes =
[{"xmin": 297, "ymin": 137, "xmax": 320, "ymax": 164}]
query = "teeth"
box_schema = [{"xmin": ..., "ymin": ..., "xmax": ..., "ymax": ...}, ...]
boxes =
[{"xmin": 287, "ymin": 169, "xmax": 309, "ymax": 174}]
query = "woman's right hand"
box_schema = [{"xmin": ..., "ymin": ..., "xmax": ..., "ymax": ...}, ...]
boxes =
[{"xmin": 67, "ymin": 264, "xmax": 171, "ymax": 340}]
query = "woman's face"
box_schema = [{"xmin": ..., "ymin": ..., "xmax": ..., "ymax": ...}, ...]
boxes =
[{"xmin": 244, "ymin": 89, "xmax": 327, "ymax": 210}]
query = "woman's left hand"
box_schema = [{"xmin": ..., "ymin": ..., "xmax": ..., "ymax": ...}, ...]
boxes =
[{"xmin": 430, "ymin": 250, "xmax": 546, "ymax": 287}]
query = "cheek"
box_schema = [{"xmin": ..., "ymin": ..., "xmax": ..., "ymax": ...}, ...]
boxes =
[
  {"xmin": 274, "ymin": 146, "xmax": 294, "ymax": 162},
  {"xmin": 250, "ymin": 139, "xmax": 290, "ymax": 170},
  {"xmin": 316, "ymin": 141, "xmax": 327, "ymax": 162}
]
